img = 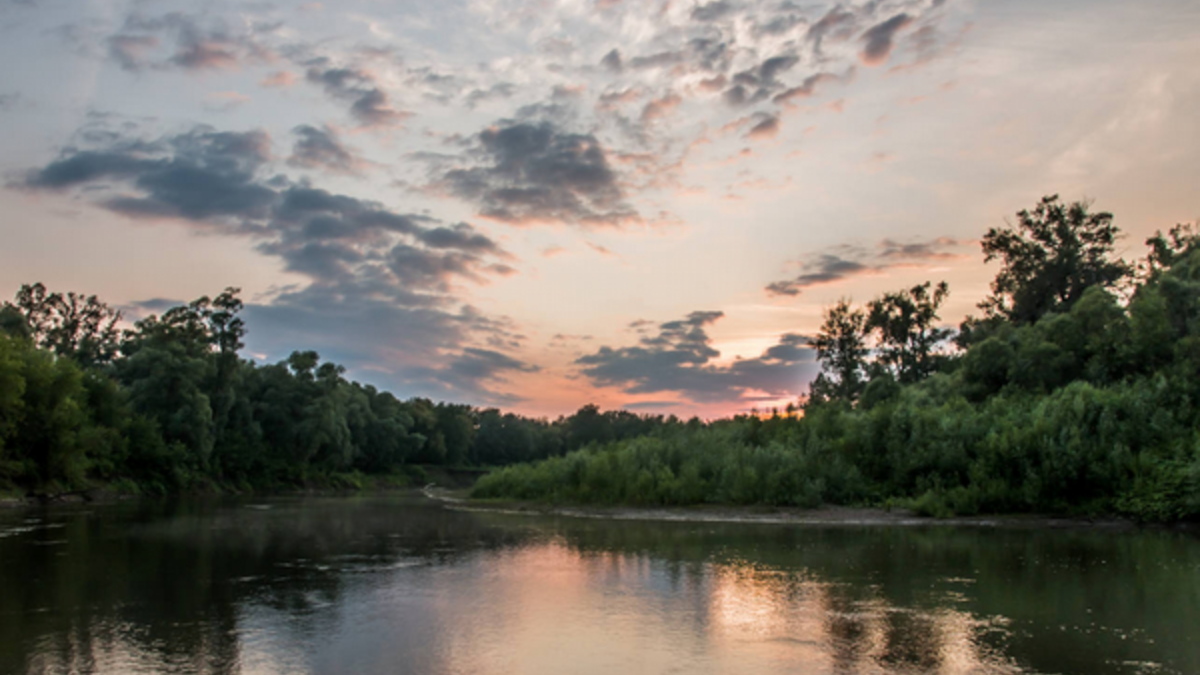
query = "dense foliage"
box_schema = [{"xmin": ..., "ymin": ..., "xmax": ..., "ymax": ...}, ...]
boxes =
[
  {"xmin": 0, "ymin": 288, "xmax": 683, "ymax": 496},
  {"xmin": 475, "ymin": 198, "xmax": 1200, "ymax": 522}
]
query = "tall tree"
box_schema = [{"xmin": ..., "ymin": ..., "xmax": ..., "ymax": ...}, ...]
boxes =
[
  {"xmin": 866, "ymin": 281, "xmax": 951, "ymax": 384},
  {"xmin": 7, "ymin": 283, "xmax": 122, "ymax": 367},
  {"xmin": 810, "ymin": 299, "xmax": 868, "ymax": 403},
  {"xmin": 977, "ymin": 195, "xmax": 1131, "ymax": 325}
]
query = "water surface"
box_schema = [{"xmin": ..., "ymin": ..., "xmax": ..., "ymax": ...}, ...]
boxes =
[{"xmin": 1, "ymin": 494, "xmax": 1196, "ymax": 674}]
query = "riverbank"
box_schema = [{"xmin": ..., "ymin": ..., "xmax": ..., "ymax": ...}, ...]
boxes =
[
  {"xmin": 427, "ymin": 488, "xmax": 1177, "ymax": 530},
  {"xmin": 0, "ymin": 476, "xmax": 419, "ymax": 509},
  {"xmin": 0, "ymin": 463, "xmax": 492, "ymax": 509}
]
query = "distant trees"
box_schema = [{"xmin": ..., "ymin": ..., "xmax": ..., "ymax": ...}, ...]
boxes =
[
  {"xmin": 7, "ymin": 194, "xmax": 1200, "ymax": 522},
  {"xmin": 0, "ymin": 287, "xmax": 684, "ymax": 495},
  {"xmin": 478, "ymin": 200, "xmax": 1200, "ymax": 522}
]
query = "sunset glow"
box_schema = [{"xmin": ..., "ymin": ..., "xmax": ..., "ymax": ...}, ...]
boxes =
[{"xmin": 2, "ymin": 0, "xmax": 1198, "ymax": 417}]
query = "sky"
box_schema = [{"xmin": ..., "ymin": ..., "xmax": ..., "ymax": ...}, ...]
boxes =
[{"xmin": 1, "ymin": 0, "xmax": 1198, "ymax": 418}]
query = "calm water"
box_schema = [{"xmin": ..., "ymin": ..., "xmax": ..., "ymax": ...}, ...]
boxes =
[{"xmin": 1, "ymin": 495, "xmax": 1197, "ymax": 675}]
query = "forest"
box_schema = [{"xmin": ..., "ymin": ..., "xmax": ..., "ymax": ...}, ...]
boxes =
[
  {"xmin": 3, "ymin": 196, "xmax": 1199, "ymax": 521},
  {"xmin": 473, "ymin": 196, "xmax": 1200, "ymax": 522},
  {"xmin": 0, "ymin": 284, "xmax": 680, "ymax": 497}
]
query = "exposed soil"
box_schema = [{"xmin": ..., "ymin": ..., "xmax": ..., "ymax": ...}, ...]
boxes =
[{"xmin": 423, "ymin": 487, "xmax": 1148, "ymax": 530}]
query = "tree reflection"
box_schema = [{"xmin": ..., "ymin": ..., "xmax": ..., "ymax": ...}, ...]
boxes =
[{"xmin": 1, "ymin": 500, "xmax": 1197, "ymax": 675}]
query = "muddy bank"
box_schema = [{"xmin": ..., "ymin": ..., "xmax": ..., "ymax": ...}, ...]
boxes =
[{"xmin": 424, "ymin": 488, "xmax": 1156, "ymax": 530}]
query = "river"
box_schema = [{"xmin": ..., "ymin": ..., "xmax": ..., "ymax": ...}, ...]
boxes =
[{"xmin": 1, "ymin": 494, "xmax": 1196, "ymax": 674}]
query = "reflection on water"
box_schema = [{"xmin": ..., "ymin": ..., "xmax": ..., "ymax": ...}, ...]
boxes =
[{"xmin": 0, "ymin": 495, "xmax": 1196, "ymax": 675}]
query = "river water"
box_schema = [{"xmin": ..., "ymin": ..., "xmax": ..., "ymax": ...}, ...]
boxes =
[{"xmin": 0, "ymin": 494, "xmax": 1197, "ymax": 674}]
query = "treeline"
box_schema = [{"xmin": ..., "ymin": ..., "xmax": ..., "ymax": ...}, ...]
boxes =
[
  {"xmin": 474, "ymin": 196, "xmax": 1200, "ymax": 522},
  {"xmin": 0, "ymin": 286, "xmax": 686, "ymax": 496}
]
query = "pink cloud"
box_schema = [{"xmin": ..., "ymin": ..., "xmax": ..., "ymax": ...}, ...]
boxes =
[{"xmin": 260, "ymin": 71, "xmax": 297, "ymax": 88}]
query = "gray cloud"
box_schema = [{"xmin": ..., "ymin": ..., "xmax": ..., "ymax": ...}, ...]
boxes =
[
  {"xmin": 600, "ymin": 48, "xmax": 623, "ymax": 72},
  {"xmin": 766, "ymin": 237, "xmax": 967, "ymax": 296},
  {"xmin": 465, "ymin": 82, "xmax": 517, "ymax": 108},
  {"xmin": 305, "ymin": 61, "xmax": 411, "ymax": 128},
  {"xmin": 773, "ymin": 71, "xmax": 844, "ymax": 104},
  {"xmin": 808, "ymin": 6, "xmax": 858, "ymax": 51},
  {"xmin": 21, "ymin": 122, "xmax": 531, "ymax": 404},
  {"xmin": 878, "ymin": 236, "xmax": 963, "ymax": 260},
  {"xmin": 766, "ymin": 254, "xmax": 873, "ymax": 296},
  {"xmin": 425, "ymin": 347, "xmax": 541, "ymax": 404},
  {"xmin": 27, "ymin": 128, "xmax": 277, "ymax": 223},
  {"xmin": 244, "ymin": 292, "xmax": 534, "ymax": 405},
  {"xmin": 746, "ymin": 114, "xmax": 780, "ymax": 140},
  {"xmin": 576, "ymin": 311, "xmax": 818, "ymax": 403},
  {"xmin": 723, "ymin": 54, "xmax": 801, "ymax": 106},
  {"xmin": 692, "ymin": 1, "xmax": 736, "ymax": 22},
  {"xmin": 127, "ymin": 297, "xmax": 186, "ymax": 313},
  {"xmin": 860, "ymin": 13, "xmax": 913, "ymax": 65},
  {"xmin": 21, "ymin": 125, "xmax": 508, "ymax": 299},
  {"xmin": 288, "ymin": 125, "xmax": 365, "ymax": 175},
  {"xmin": 439, "ymin": 120, "xmax": 640, "ymax": 227},
  {"xmin": 105, "ymin": 12, "xmax": 272, "ymax": 72}
]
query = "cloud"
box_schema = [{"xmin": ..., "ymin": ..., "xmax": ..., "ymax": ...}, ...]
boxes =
[
  {"xmin": 107, "ymin": 34, "xmax": 159, "ymax": 71},
  {"xmin": 808, "ymin": 6, "xmax": 858, "ymax": 51},
  {"xmin": 105, "ymin": 12, "xmax": 272, "ymax": 72},
  {"xmin": 766, "ymin": 254, "xmax": 874, "ymax": 296},
  {"xmin": 438, "ymin": 120, "xmax": 640, "ymax": 227},
  {"xmin": 20, "ymin": 122, "xmax": 529, "ymax": 404},
  {"xmin": 878, "ymin": 236, "xmax": 964, "ymax": 260},
  {"xmin": 773, "ymin": 71, "xmax": 843, "ymax": 105},
  {"xmin": 260, "ymin": 71, "xmax": 296, "ymax": 88},
  {"xmin": 411, "ymin": 347, "xmax": 541, "ymax": 404},
  {"xmin": 600, "ymin": 48, "xmax": 622, "ymax": 72},
  {"xmin": 889, "ymin": 21, "xmax": 972, "ymax": 72},
  {"xmin": 20, "ymin": 124, "xmax": 510, "ymax": 298},
  {"xmin": 860, "ymin": 13, "xmax": 914, "ymax": 66},
  {"xmin": 587, "ymin": 241, "xmax": 617, "ymax": 257},
  {"xmin": 576, "ymin": 311, "xmax": 818, "ymax": 403},
  {"xmin": 305, "ymin": 61, "xmax": 411, "ymax": 128},
  {"xmin": 245, "ymin": 292, "xmax": 535, "ymax": 405},
  {"xmin": 0, "ymin": 92, "xmax": 19, "ymax": 111},
  {"xmin": 766, "ymin": 237, "xmax": 968, "ymax": 296},
  {"xmin": 746, "ymin": 114, "xmax": 780, "ymax": 140},
  {"xmin": 692, "ymin": 1, "xmax": 736, "ymax": 22},
  {"xmin": 127, "ymin": 297, "xmax": 186, "ymax": 313},
  {"xmin": 466, "ymin": 82, "xmax": 517, "ymax": 108},
  {"xmin": 723, "ymin": 54, "xmax": 801, "ymax": 106},
  {"xmin": 621, "ymin": 400, "xmax": 684, "ymax": 411},
  {"xmin": 640, "ymin": 92, "xmax": 682, "ymax": 122},
  {"xmin": 287, "ymin": 125, "xmax": 366, "ymax": 175}
]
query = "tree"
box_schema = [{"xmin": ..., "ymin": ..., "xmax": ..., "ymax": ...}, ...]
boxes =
[
  {"xmin": 6, "ymin": 283, "xmax": 122, "ymax": 366},
  {"xmin": 566, "ymin": 403, "xmax": 613, "ymax": 449},
  {"xmin": 810, "ymin": 299, "xmax": 868, "ymax": 403},
  {"xmin": 977, "ymin": 195, "xmax": 1131, "ymax": 326},
  {"xmin": 436, "ymin": 403, "xmax": 476, "ymax": 465},
  {"xmin": 866, "ymin": 281, "xmax": 951, "ymax": 384},
  {"xmin": 1143, "ymin": 222, "xmax": 1200, "ymax": 280},
  {"xmin": 0, "ymin": 337, "xmax": 91, "ymax": 488}
]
